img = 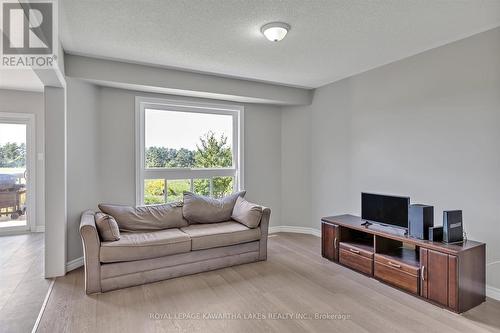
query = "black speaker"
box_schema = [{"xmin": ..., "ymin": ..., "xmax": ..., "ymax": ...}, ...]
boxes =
[
  {"xmin": 409, "ymin": 204, "xmax": 434, "ymax": 240},
  {"xmin": 443, "ymin": 210, "xmax": 463, "ymax": 243},
  {"xmin": 428, "ymin": 226, "xmax": 443, "ymax": 242}
]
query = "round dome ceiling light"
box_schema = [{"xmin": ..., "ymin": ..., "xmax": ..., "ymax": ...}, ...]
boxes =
[{"xmin": 261, "ymin": 22, "xmax": 290, "ymax": 42}]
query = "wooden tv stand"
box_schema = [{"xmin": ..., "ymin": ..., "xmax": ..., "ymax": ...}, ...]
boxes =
[{"xmin": 321, "ymin": 214, "xmax": 486, "ymax": 313}]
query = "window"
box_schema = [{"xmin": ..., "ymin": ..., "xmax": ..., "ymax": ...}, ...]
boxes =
[{"xmin": 136, "ymin": 97, "xmax": 243, "ymax": 205}]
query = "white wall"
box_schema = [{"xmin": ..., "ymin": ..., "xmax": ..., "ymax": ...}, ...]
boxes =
[
  {"xmin": 0, "ymin": 89, "xmax": 45, "ymax": 231},
  {"xmin": 65, "ymin": 85, "xmax": 282, "ymax": 262},
  {"xmin": 281, "ymin": 27, "xmax": 500, "ymax": 288},
  {"xmin": 66, "ymin": 79, "xmax": 100, "ymax": 262}
]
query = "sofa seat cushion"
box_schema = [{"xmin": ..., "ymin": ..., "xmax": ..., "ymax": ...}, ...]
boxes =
[
  {"xmin": 100, "ymin": 228, "xmax": 191, "ymax": 263},
  {"xmin": 180, "ymin": 221, "xmax": 261, "ymax": 250}
]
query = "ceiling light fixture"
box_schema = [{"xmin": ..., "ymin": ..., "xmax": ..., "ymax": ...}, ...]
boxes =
[{"xmin": 261, "ymin": 22, "xmax": 290, "ymax": 42}]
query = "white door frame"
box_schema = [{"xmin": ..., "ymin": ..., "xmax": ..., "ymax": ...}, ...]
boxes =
[{"xmin": 0, "ymin": 112, "xmax": 36, "ymax": 234}]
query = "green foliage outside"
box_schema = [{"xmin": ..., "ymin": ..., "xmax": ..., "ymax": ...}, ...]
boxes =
[
  {"xmin": 145, "ymin": 147, "xmax": 195, "ymax": 168},
  {"xmin": 0, "ymin": 143, "xmax": 26, "ymax": 168},
  {"xmin": 167, "ymin": 179, "xmax": 191, "ymax": 202},
  {"xmin": 144, "ymin": 179, "xmax": 165, "ymax": 204},
  {"xmin": 144, "ymin": 132, "xmax": 234, "ymax": 204}
]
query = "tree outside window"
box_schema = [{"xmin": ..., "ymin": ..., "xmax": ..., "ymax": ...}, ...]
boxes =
[{"xmin": 144, "ymin": 131, "xmax": 234, "ymax": 204}]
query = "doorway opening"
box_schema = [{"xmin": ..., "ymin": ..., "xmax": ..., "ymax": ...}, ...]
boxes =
[{"xmin": 0, "ymin": 113, "xmax": 35, "ymax": 233}]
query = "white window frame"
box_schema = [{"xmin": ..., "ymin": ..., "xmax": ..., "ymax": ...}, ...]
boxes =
[{"xmin": 135, "ymin": 96, "xmax": 244, "ymax": 205}]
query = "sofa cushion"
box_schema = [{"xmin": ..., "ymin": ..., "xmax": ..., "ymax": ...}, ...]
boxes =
[
  {"xmin": 100, "ymin": 228, "xmax": 191, "ymax": 263},
  {"xmin": 180, "ymin": 221, "xmax": 260, "ymax": 250},
  {"xmin": 182, "ymin": 191, "xmax": 246, "ymax": 224},
  {"xmin": 95, "ymin": 212, "xmax": 120, "ymax": 241},
  {"xmin": 231, "ymin": 197, "xmax": 263, "ymax": 229},
  {"xmin": 98, "ymin": 203, "xmax": 188, "ymax": 231}
]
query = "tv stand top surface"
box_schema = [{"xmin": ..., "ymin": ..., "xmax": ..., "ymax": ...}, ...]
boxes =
[{"xmin": 322, "ymin": 214, "xmax": 484, "ymax": 255}]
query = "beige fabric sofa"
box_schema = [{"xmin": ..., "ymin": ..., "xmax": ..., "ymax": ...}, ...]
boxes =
[{"xmin": 79, "ymin": 206, "xmax": 270, "ymax": 294}]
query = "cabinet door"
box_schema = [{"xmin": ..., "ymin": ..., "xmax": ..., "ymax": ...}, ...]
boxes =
[
  {"xmin": 321, "ymin": 223, "xmax": 339, "ymax": 262},
  {"xmin": 420, "ymin": 249, "xmax": 450, "ymax": 307},
  {"xmin": 448, "ymin": 255, "xmax": 458, "ymax": 311}
]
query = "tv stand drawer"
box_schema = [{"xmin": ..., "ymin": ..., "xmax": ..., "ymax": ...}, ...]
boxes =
[
  {"xmin": 339, "ymin": 248, "xmax": 373, "ymax": 275},
  {"xmin": 374, "ymin": 261, "xmax": 419, "ymax": 294},
  {"xmin": 339, "ymin": 242, "xmax": 373, "ymax": 259},
  {"xmin": 375, "ymin": 253, "xmax": 419, "ymax": 276}
]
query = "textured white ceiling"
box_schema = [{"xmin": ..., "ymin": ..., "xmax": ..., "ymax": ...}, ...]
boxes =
[
  {"xmin": 0, "ymin": 69, "xmax": 43, "ymax": 92},
  {"xmin": 60, "ymin": 0, "xmax": 500, "ymax": 88}
]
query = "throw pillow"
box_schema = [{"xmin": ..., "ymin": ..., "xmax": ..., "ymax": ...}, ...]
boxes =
[
  {"xmin": 95, "ymin": 212, "xmax": 120, "ymax": 241},
  {"xmin": 231, "ymin": 196, "xmax": 263, "ymax": 228},
  {"xmin": 98, "ymin": 202, "xmax": 188, "ymax": 231},
  {"xmin": 182, "ymin": 191, "xmax": 246, "ymax": 223}
]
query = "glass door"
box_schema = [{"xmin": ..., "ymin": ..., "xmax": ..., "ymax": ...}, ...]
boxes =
[{"xmin": 0, "ymin": 120, "xmax": 31, "ymax": 231}]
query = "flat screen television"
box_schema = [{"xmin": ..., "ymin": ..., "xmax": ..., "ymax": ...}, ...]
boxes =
[{"xmin": 361, "ymin": 193, "xmax": 410, "ymax": 229}]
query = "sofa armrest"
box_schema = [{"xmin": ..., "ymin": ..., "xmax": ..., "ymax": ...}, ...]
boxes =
[
  {"xmin": 258, "ymin": 207, "xmax": 271, "ymax": 260},
  {"xmin": 79, "ymin": 210, "xmax": 101, "ymax": 294}
]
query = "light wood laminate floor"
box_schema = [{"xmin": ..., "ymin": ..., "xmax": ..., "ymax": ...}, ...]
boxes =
[
  {"xmin": 0, "ymin": 232, "xmax": 51, "ymax": 333},
  {"xmin": 37, "ymin": 233, "xmax": 500, "ymax": 333}
]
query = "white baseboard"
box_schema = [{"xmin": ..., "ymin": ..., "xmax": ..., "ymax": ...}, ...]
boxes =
[
  {"xmin": 269, "ymin": 226, "xmax": 321, "ymax": 237},
  {"xmin": 486, "ymin": 285, "xmax": 500, "ymax": 301},
  {"xmin": 66, "ymin": 256, "xmax": 84, "ymax": 272},
  {"xmin": 31, "ymin": 225, "xmax": 45, "ymax": 232}
]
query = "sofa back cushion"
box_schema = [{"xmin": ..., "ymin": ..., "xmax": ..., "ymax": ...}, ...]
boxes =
[
  {"xmin": 98, "ymin": 203, "xmax": 188, "ymax": 231},
  {"xmin": 95, "ymin": 212, "xmax": 121, "ymax": 241},
  {"xmin": 231, "ymin": 196, "xmax": 263, "ymax": 229},
  {"xmin": 182, "ymin": 191, "xmax": 246, "ymax": 223}
]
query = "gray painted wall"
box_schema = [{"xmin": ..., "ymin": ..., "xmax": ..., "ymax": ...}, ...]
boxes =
[
  {"xmin": 0, "ymin": 89, "xmax": 45, "ymax": 230},
  {"xmin": 44, "ymin": 86, "xmax": 68, "ymax": 277},
  {"xmin": 281, "ymin": 27, "xmax": 500, "ymax": 289},
  {"xmin": 66, "ymin": 79, "xmax": 100, "ymax": 262},
  {"xmin": 63, "ymin": 26, "xmax": 500, "ymax": 291},
  {"xmin": 280, "ymin": 105, "xmax": 311, "ymax": 228},
  {"xmin": 65, "ymin": 54, "xmax": 313, "ymax": 106},
  {"xmin": 66, "ymin": 85, "xmax": 282, "ymax": 262}
]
